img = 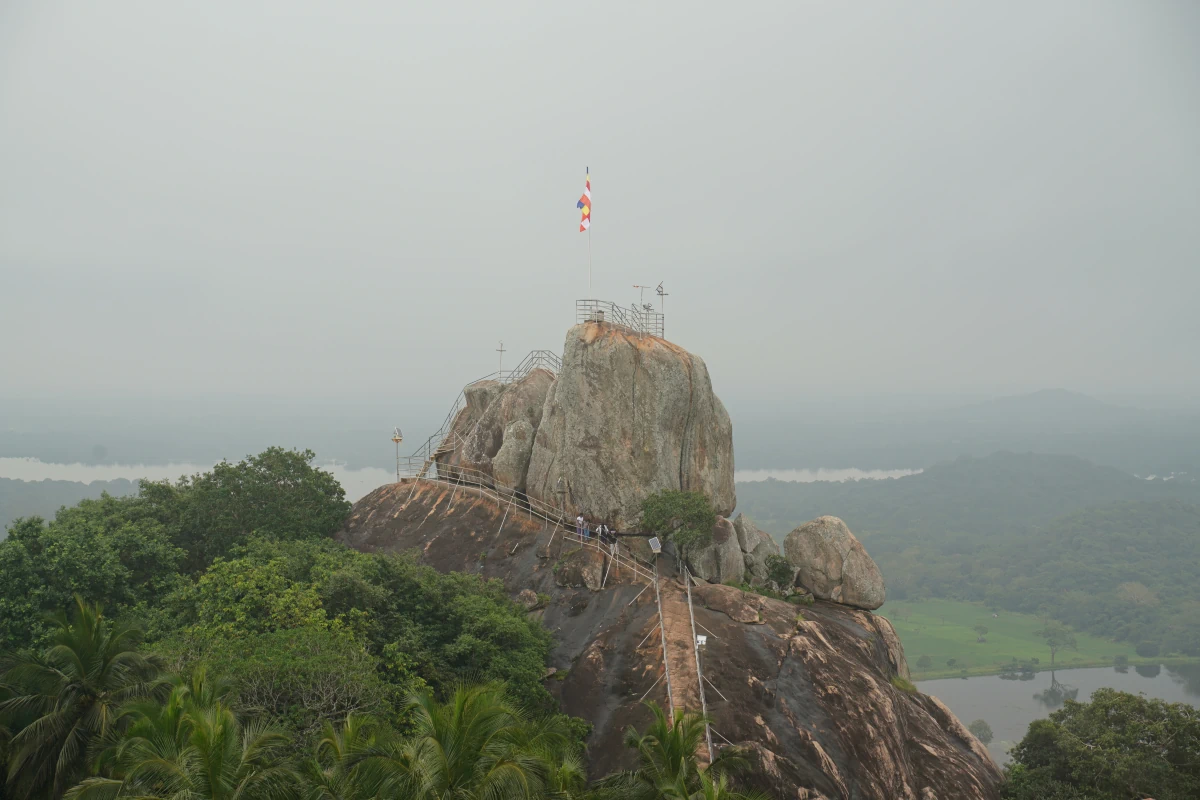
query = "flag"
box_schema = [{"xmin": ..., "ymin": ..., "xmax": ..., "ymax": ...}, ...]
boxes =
[{"xmin": 577, "ymin": 170, "xmax": 591, "ymax": 232}]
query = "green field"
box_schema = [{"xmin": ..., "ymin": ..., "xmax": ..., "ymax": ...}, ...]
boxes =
[{"xmin": 878, "ymin": 599, "xmax": 1182, "ymax": 680}]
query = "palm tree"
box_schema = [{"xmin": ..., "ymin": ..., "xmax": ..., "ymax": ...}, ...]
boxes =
[
  {"xmin": 64, "ymin": 678, "xmax": 300, "ymax": 800},
  {"xmin": 0, "ymin": 597, "xmax": 162, "ymax": 800},
  {"xmin": 311, "ymin": 683, "xmax": 577, "ymax": 800},
  {"xmin": 304, "ymin": 713, "xmax": 388, "ymax": 800},
  {"xmin": 594, "ymin": 702, "xmax": 763, "ymax": 800}
]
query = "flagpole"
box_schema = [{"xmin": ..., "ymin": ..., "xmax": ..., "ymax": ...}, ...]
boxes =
[{"xmin": 588, "ymin": 227, "xmax": 592, "ymax": 296}]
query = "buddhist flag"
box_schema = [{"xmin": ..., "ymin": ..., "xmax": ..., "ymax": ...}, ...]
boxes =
[{"xmin": 577, "ymin": 170, "xmax": 591, "ymax": 232}]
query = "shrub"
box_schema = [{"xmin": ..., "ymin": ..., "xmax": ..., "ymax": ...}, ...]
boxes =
[
  {"xmin": 946, "ymin": 658, "xmax": 957, "ymax": 667},
  {"xmin": 765, "ymin": 554, "xmax": 795, "ymax": 587},
  {"xmin": 640, "ymin": 490, "xmax": 715, "ymax": 566},
  {"xmin": 890, "ymin": 675, "xmax": 918, "ymax": 693},
  {"xmin": 1114, "ymin": 654, "xmax": 1129, "ymax": 667},
  {"xmin": 1136, "ymin": 641, "xmax": 1160, "ymax": 658}
]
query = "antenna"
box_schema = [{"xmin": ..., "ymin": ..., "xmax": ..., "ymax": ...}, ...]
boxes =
[
  {"xmin": 656, "ymin": 282, "xmax": 669, "ymax": 316},
  {"xmin": 496, "ymin": 340, "xmax": 506, "ymax": 374},
  {"xmin": 633, "ymin": 284, "xmax": 654, "ymax": 304}
]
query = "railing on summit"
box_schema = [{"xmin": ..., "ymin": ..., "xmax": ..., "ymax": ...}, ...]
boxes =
[{"xmin": 576, "ymin": 299, "xmax": 665, "ymax": 339}]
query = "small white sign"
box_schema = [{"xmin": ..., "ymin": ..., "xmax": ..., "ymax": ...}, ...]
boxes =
[
  {"xmin": 648, "ymin": 536, "xmax": 662, "ymax": 553},
  {"xmin": 696, "ymin": 634, "xmax": 707, "ymax": 647}
]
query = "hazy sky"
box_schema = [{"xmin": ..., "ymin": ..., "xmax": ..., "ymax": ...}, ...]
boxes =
[{"xmin": 3, "ymin": 1, "xmax": 1198, "ymax": 424}]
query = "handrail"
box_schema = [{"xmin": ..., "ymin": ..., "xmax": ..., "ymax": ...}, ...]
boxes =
[
  {"xmin": 410, "ymin": 459, "xmax": 656, "ymax": 576},
  {"xmin": 397, "ymin": 464, "xmax": 655, "ymax": 586},
  {"xmin": 685, "ymin": 567, "xmax": 715, "ymax": 762},
  {"xmin": 576, "ymin": 299, "xmax": 664, "ymax": 338},
  {"xmin": 654, "ymin": 561, "xmax": 675, "ymax": 724},
  {"xmin": 408, "ymin": 349, "xmax": 561, "ymax": 463},
  {"xmin": 560, "ymin": 531, "xmax": 655, "ymax": 584}
]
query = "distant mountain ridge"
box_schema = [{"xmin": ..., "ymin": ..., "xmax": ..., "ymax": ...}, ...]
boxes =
[
  {"xmin": 734, "ymin": 450, "xmax": 1200, "ymax": 541},
  {"xmin": 733, "ymin": 389, "xmax": 1200, "ymax": 476}
]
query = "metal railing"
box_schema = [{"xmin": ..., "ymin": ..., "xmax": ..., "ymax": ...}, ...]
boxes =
[
  {"xmin": 576, "ymin": 299, "xmax": 665, "ymax": 338},
  {"xmin": 685, "ymin": 567, "xmax": 715, "ymax": 762},
  {"xmin": 395, "ymin": 461, "xmax": 656, "ymax": 586},
  {"xmin": 408, "ymin": 350, "xmax": 561, "ymax": 464}
]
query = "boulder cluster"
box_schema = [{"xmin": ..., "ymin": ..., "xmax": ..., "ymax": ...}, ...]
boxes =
[{"xmin": 686, "ymin": 513, "xmax": 886, "ymax": 610}]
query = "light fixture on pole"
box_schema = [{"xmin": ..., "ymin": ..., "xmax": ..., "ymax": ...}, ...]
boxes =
[{"xmin": 391, "ymin": 427, "xmax": 404, "ymax": 483}]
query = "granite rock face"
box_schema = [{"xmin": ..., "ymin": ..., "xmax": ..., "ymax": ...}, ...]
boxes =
[
  {"xmin": 526, "ymin": 323, "xmax": 735, "ymax": 528},
  {"xmin": 686, "ymin": 516, "xmax": 745, "ymax": 585},
  {"xmin": 437, "ymin": 368, "xmax": 554, "ymax": 486},
  {"xmin": 435, "ymin": 380, "xmax": 503, "ymax": 475},
  {"xmin": 338, "ymin": 483, "xmax": 1001, "ymax": 800},
  {"xmin": 784, "ymin": 516, "xmax": 886, "ymax": 610},
  {"xmin": 732, "ymin": 513, "xmax": 782, "ymax": 585},
  {"xmin": 491, "ymin": 419, "xmax": 536, "ymax": 496}
]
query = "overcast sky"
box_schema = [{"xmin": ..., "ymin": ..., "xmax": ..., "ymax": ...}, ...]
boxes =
[{"xmin": 3, "ymin": 1, "xmax": 1198, "ymax": 423}]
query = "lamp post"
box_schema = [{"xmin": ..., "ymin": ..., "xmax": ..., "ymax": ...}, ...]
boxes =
[{"xmin": 392, "ymin": 427, "xmax": 404, "ymax": 483}]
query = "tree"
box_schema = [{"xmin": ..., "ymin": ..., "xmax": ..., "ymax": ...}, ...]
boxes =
[
  {"xmin": 140, "ymin": 447, "xmax": 350, "ymax": 571},
  {"xmin": 640, "ymin": 491, "xmax": 716, "ymax": 572},
  {"xmin": 0, "ymin": 509, "xmax": 183, "ymax": 652},
  {"xmin": 324, "ymin": 683, "xmax": 579, "ymax": 800},
  {"xmin": 0, "ymin": 598, "xmax": 162, "ymax": 800},
  {"xmin": 1004, "ymin": 688, "xmax": 1200, "ymax": 800},
  {"xmin": 1116, "ymin": 581, "xmax": 1159, "ymax": 608},
  {"xmin": 916, "ymin": 655, "xmax": 933, "ymax": 669},
  {"xmin": 968, "ymin": 719, "xmax": 993, "ymax": 745},
  {"xmin": 973, "ymin": 624, "xmax": 989, "ymax": 638},
  {"xmin": 764, "ymin": 555, "xmax": 794, "ymax": 589},
  {"xmin": 596, "ymin": 702, "xmax": 762, "ymax": 800},
  {"xmin": 65, "ymin": 678, "xmax": 300, "ymax": 800},
  {"xmin": 1035, "ymin": 621, "xmax": 1077, "ymax": 666}
]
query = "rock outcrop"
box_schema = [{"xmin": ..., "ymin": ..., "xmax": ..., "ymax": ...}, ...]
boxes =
[
  {"xmin": 686, "ymin": 516, "xmax": 744, "ymax": 584},
  {"xmin": 684, "ymin": 513, "xmax": 783, "ymax": 587},
  {"xmin": 337, "ymin": 483, "xmax": 1000, "ymax": 799},
  {"xmin": 436, "ymin": 368, "xmax": 554, "ymax": 492},
  {"xmin": 785, "ymin": 516, "xmax": 886, "ymax": 610},
  {"xmin": 526, "ymin": 323, "xmax": 735, "ymax": 529},
  {"xmin": 732, "ymin": 513, "xmax": 782, "ymax": 585}
]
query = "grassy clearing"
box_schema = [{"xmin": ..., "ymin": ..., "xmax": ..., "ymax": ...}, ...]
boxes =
[{"xmin": 877, "ymin": 599, "xmax": 1183, "ymax": 680}]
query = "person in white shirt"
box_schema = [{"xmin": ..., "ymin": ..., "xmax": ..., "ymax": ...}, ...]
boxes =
[{"xmin": 576, "ymin": 514, "xmax": 584, "ymax": 537}]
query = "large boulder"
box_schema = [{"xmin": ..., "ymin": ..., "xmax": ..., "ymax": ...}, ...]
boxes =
[
  {"xmin": 784, "ymin": 516, "xmax": 886, "ymax": 610},
  {"xmin": 555, "ymin": 546, "xmax": 606, "ymax": 591},
  {"xmin": 440, "ymin": 368, "xmax": 554, "ymax": 483},
  {"xmin": 526, "ymin": 323, "xmax": 735, "ymax": 528},
  {"xmin": 686, "ymin": 516, "xmax": 744, "ymax": 585},
  {"xmin": 435, "ymin": 380, "xmax": 503, "ymax": 474},
  {"xmin": 492, "ymin": 419, "xmax": 536, "ymax": 495},
  {"xmin": 732, "ymin": 514, "xmax": 781, "ymax": 585}
]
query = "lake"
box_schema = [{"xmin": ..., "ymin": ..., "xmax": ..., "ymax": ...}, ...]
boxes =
[{"xmin": 921, "ymin": 664, "xmax": 1200, "ymax": 765}]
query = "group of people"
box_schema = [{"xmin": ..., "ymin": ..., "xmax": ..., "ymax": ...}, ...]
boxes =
[{"xmin": 575, "ymin": 512, "xmax": 618, "ymax": 546}]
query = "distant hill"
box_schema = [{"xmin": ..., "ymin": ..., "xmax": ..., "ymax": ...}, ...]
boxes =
[
  {"xmin": 733, "ymin": 390, "xmax": 1200, "ymax": 476},
  {"xmin": 0, "ymin": 477, "xmax": 138, "ymax": 537},
  {"xmin": 734, "ymin": 450, "xmax": 1200, "ymax": 543},
  {"xmin": 735, "ymin": 451, "xmax": 1200, "ymax": 655}
]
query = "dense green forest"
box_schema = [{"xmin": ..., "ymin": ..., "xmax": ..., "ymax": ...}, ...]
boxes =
[
  {"xmin": 735, "ymin": 452, "xmax": 1200, "ymax": 656},
  {"xmin": 0, "ymin": 448, "xmax": 766, "ymax": 800},
  {"xmin": 0, "ymin": 477, "xmax": 136, "ymax": 537}
]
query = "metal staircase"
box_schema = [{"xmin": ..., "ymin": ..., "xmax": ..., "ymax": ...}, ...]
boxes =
[{"xmin": 406, "ymin": 349, "xmax": 562, "ymax": 476}]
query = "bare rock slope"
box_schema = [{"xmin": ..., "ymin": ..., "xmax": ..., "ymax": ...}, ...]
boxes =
[
  {"xmin": 339, "ymin": 483, "xmax": 1001, "ymax": 800},
  {"xmin": 526, "ymin": 323, "xmax": 736, "ymax": 528}
]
